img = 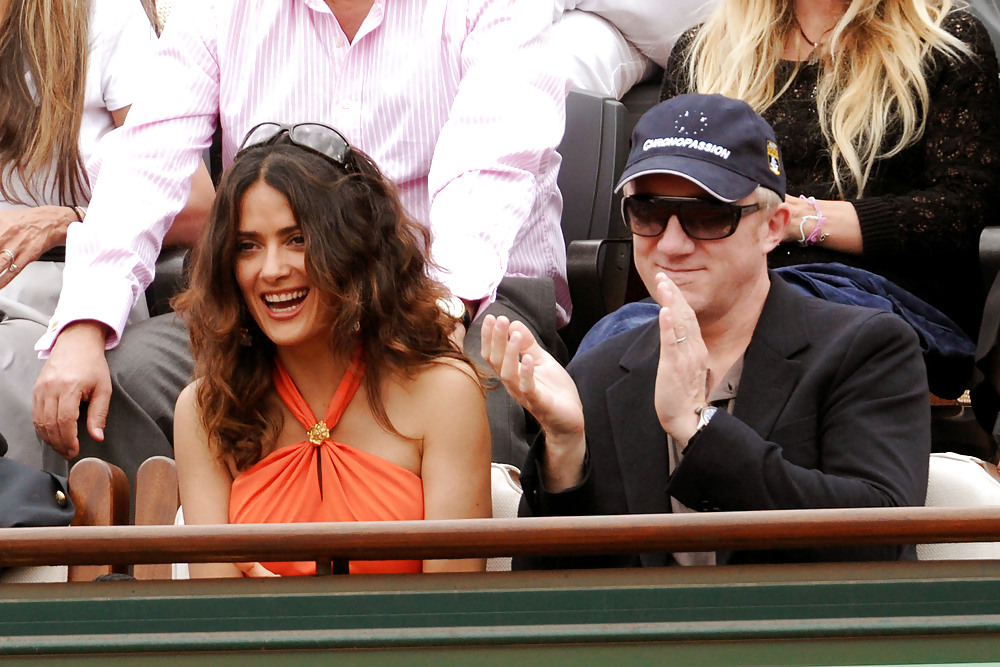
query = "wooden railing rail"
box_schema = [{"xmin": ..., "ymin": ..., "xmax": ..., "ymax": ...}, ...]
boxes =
[{"xmin": 3, "ymin": 506, "xmax": 1000, "ymax": 569}]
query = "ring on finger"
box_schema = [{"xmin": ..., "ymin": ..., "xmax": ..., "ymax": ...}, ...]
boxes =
[
  {"xmin": 675, "ymin": 335, "xmax": 688, "ymax": 344},
  {"xmin": 0, "ymin": 248, "xmax": 17, "ymax": 276}
]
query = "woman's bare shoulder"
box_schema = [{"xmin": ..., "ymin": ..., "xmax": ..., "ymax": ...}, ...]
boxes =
[
  {"xmin": 175, "ymin": 380, "xmax": 202, "ymax": 419},
  {"xmin": 380, "ymin": 358, "xmax": 486, "ymax": 437},
  {"xmin": 407, "ymin": 357, "xmax": 483, "ymax": 397}
]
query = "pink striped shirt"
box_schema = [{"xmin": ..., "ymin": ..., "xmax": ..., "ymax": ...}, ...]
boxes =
[{"xmin": 38, "ymin": 0, "xmax": 568, "ymax": 353}]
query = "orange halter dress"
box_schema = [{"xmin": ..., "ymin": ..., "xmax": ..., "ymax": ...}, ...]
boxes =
[{"xmin": 229, "ymin": 351, "xmax": 424, "ymax": 576}]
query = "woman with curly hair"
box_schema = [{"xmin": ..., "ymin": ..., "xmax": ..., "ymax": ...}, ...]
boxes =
[
  {"xmin": 173, "ymin": 125, "xmax": 491, "ymax": 577},
  {"xmin": 661, "ymin": 0, "xmax": 1000, "ymax": 338}
]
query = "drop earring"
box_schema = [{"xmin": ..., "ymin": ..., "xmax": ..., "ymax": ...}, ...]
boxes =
[{"xmin": 239, "ymin": 327, "xmax": 253, "ymax": 346}]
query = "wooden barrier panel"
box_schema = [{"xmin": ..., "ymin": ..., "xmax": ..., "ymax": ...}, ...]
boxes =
[
  {"xmin": 2, "ymin": 562, "xmax": 1000, "ymax": 664},
  {"xmin": 4, "ymin": 506, "xmax": 1000, "ymax": 662}
]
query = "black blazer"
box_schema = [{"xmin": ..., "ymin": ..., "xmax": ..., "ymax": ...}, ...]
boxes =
[{"xmin": 517, "ymin": 275, "xmax": 931, "ymax": 569}]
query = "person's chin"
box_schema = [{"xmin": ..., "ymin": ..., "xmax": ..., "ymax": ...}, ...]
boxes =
[
  {"xmin": 266, "ymin": 327, "xmax": 312, "ymax": 350},
  {"xmin": 666, "ymin": 272, "xmax": 703, "ymax": 298}
]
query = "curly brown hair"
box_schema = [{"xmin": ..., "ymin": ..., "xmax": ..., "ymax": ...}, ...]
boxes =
[{"xmin": 173, "ymin": 137, "xmax": 480, "ymax": 471}]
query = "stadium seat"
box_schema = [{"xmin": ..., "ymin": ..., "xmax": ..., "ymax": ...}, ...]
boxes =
[
  {"xmin": 557, "ymin": 88, "xmax": 639, "ymax": 353},
  {"xmin": 918, "ymin": 452, "xmax": 1000, "ymax": 559}
]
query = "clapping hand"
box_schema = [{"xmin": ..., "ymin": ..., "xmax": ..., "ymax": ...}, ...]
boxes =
[
  {"xmin": 652, "ymin": 273, "xmax": 709, "ymax": 445},
  {"xmin": 481, "ymin": 315, "xmax": 585, "ymax": 490},
  {"xmin": 481, "ymin": 315, "xmax": 584, "ymax": 445}
]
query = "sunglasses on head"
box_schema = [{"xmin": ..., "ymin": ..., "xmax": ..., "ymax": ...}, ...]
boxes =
[
  {"xmin": 238, "ymin": 122, "xmax": 354, "ymax": 170},
  {"xmin": 621, "ymin": 194, "xmax": 761, "ymax": 240}
]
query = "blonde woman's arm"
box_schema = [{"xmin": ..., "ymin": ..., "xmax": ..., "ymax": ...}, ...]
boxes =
[{"xmin": 782, "ymin": 196, "xmax": 863, "ymax": 254}]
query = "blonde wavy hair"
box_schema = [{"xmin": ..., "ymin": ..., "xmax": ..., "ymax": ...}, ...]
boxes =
[
  {"xmin": 684, "ymin": 0, "xmax": 970, "ymax": 198},
  {"xmin": 0, "ymin": 0, "xmax": 90, "ymax": 205}
]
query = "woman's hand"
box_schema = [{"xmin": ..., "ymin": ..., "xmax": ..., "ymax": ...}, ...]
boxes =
[
  {"xmin": 235, "ymin": 562, "xmax": 278, "ymax": 577},
  {"xmin": 782, "ymin": 195, "xmax": 863, "ymax": 254},
  {"xmin": 0, "ymin": 205, "xmax": 76, "ymax": 288}
]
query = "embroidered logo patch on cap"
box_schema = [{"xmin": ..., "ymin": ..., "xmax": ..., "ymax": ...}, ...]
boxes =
[{"xmin": 767, "ymin": 140, "xmax": 781, "ymax": 176}]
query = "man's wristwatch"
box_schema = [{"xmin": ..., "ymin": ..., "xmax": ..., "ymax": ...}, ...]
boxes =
[
  {"xmin": 695, "ymin": 405, "xmax": 718, "ymax": 432},
  {"xmin": 680, "ymin": 405, "xmax": 717, "ymax": 454},
  {"xmin": 438, "ymin": 295, "xmax": 472, "ymax": 329}
]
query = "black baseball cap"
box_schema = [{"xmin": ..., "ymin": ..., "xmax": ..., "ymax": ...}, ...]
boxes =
[{"xmin": 615, "ymin": 93, "xmax": 786, "ymax": 202}]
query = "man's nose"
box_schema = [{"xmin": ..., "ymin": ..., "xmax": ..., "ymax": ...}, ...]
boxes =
[{"xmin": 657, "ymin": 216, "xmax": 696, "ymax": 254}]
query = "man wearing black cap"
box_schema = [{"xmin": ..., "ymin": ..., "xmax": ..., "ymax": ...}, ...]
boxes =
[{"xmin": 482, "ymin": 93, "xmax": 931, "ymax": 568}]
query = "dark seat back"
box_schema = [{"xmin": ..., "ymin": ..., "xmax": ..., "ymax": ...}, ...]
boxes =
[
  {"xmin": 557, "ymin": 90, "xmax": 630, "ymax": 248},
  {"xmin": 557, "ymin": 85, "xmax": 661, "ymax": 353}
]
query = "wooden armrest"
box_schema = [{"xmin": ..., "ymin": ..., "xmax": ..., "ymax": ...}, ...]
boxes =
[
  {"xmin": 133, "ymin": 456, "xmax": 180, "ymax": 580},
  {"xmin": 67, "ymin": 458, "xmax": 129, "ymax": 580}
]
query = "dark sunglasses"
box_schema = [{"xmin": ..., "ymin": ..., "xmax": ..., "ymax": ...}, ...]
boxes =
[
  {"xmin": 238, "ymin": 122, "xmax": 354, "ymax": 170},
  {"xmin": 622, "ymin": 194, "xmax": 761, "ymax": 240}
]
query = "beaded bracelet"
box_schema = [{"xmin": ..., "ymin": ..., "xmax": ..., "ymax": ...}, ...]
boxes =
[{"xmin": 797, "ymin": 195, "xmax": 828, "ymax": 246}]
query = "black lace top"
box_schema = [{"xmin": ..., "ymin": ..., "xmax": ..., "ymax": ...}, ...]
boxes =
[{"xmin": 661, "ymin": 11, "xmax": 1000, "ymax": 336}]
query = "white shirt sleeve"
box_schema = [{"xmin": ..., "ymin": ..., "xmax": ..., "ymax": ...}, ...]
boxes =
[
  {"xmin": 426, "ymin": 0, "xmax": 567, "ymax": 305},
  {"xmin": 36, "ymin": 0, "xmax": 220, "ymax": 354}
]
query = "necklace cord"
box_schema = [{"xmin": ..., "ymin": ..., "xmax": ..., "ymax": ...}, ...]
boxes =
[{"xmin": 794, "ymin": 15, "xmax": 820, "ymax": 49}]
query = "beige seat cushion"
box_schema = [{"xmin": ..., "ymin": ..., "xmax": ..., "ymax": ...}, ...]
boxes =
[{"xmin": 918, "ymin": 452, "xmax": 1000, "ymax": 560}]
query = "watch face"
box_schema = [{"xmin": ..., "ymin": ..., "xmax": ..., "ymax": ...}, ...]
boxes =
[{"xmin": 698, "ymin": 406, "xmax": 718, "ymax": 430}]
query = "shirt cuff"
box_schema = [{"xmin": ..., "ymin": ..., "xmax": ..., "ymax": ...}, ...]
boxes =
[
  {"xmin": 429, "ymin": 239, "xmax": 504, "ymax": 305},
  {"xmin": 34, "ymin": 273, "xmax": 138, "ymax": 357}
]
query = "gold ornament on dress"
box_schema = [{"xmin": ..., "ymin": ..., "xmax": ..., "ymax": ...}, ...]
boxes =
[{"xmin": 307, "ymin": 421, "xmax": 330, "ymax": 445}]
